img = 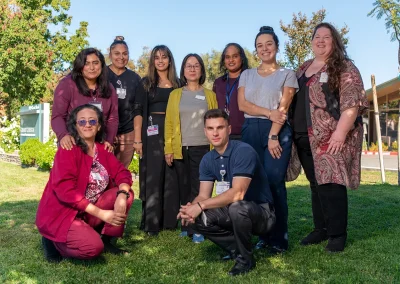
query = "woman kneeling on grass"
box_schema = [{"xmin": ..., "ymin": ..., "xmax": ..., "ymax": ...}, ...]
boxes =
[{"xmin": 36, "ymin": 104, "xmax": 134, "ymax": 262}]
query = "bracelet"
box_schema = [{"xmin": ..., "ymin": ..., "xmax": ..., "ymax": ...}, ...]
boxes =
[
  {"xmin": 133, "ymin": 141, "xmax": 142, "ymax": 144},
  {"xmin": 197, "ymin": 202, "xmax": 203, "ymax": 212},
  {"xmin": 116, "ymin": 190, "xmax": 130, "ymax": 199}
]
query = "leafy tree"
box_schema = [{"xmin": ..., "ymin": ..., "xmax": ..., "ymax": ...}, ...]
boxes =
[
  {"xmin": 0, "ymin": 0, "xmax": 89, "ymax": 116},
  {"xmin": 280, "ymin": 9, "xmax": 349, "ymax": 70},
  {"xmin": 135, "ymin": 46, "xmax": 151, "ymax": 78},
  {"xmin": 368, "ymin": 0, "xmax": 400, "ymax": 65}
]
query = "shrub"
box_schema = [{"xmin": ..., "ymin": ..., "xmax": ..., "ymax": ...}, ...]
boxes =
[
  {"xmin": 19, "ymin": 138, "xmax": 56, "ymax": 170},
  {"xmin": 20, "ymin": 138, "xmax": 42, "ymax": 166},
  {"xmin": 391, "ymin": 140, "xmax": 398, "ymax": 151},
  {"xmin": 36, "ymin": 140, "xmax": 57, "ymax": 170},
  {"xmin": 128, "ymin": 154, "xmax": 139, "ymax": 174},
  {"xmin": 0, "ymin": 116, "xmax": 20, "ymax": 153},
  {"xmin": 369, "ymin": 142, "xmax": 389, "ymax": 152}
]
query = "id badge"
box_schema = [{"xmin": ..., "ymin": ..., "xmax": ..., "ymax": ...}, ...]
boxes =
[
  {"xmin": 216, "ymin": 181, "xmax": 230, "ymax": 195},
  {"xmin": 116, "ymin": 88, "xmax": 127, "ymax": 99},
  {"xmin": 91, "ymin": 172, "xmax": 102, "ymax": 181},
  {"xmin": 195, "ymin": 95, "xmax": 205, "ymax": 100},
  {"xmin": 320, "ymin": 72, "xmax": 328, "ymax": 83},
  {"xmin": 147, "ymin": 124, "xmax": 159, "ymax": 136},
  {"xmin": 89, "ymin": 101, "xmax": 103, "ymax": 111}
]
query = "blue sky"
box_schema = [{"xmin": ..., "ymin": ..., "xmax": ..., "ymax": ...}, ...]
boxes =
[{"xmin": 68, "ymin": 0, "xmax": 398, "ymax": 89}]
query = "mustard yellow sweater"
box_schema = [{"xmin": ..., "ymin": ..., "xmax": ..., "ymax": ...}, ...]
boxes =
[{"xmin": 164, "ymin": 87, "xmax": 217, "ymax": 159}]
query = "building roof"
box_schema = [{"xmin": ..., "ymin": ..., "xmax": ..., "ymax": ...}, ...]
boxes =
[{"xmin": 365, "ymin": 77, "xmax": 400, "ymax": 102}]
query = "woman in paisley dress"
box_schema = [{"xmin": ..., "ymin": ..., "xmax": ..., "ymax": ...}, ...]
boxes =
[
  {"xmin": 36, "ymin": 104, "xmax": 134, "ymax": 262},
  {"xmin": 290, "ymin": 22, "xmax": 368, "ymax": 252}
]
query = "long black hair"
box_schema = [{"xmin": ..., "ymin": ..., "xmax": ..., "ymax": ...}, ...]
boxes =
[
  {"xmin": 71, "ymin": 48, "xmax": 111, "ymax": 98},
  {"xmin": 66, "ymin": 104, "xmax": 106, "ymax": 154},
  {"xmin": 219, "ymin": 43, "xmax": 249, "ymax": 76}
]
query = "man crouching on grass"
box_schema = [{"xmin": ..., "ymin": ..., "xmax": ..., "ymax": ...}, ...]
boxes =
[{"xmin": 178, "ymin": 109, "xmax": 276, "ymax": 276}]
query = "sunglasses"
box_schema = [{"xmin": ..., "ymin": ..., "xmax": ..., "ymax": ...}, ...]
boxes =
[{"xmin": 77, "ymin": 119, "xmax": 98, "ymax": 127}]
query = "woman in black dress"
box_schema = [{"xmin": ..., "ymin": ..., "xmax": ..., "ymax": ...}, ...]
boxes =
[{"xmin": 133, "ymin": 45, "xmax": 181, "ymax": 236}]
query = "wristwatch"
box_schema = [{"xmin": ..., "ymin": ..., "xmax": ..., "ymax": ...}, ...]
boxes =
[{"xmin": 268, "ymin": 135, "xmax": 279, "ymax": 140}]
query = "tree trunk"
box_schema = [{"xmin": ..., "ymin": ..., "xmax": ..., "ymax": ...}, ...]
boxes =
[{"xmin": 398, "ymin": 41, "xmax": 400, "ymax": 67}]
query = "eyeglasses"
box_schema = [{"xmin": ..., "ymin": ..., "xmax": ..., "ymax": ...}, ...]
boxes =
[
  {"xmin": 184, "ymin": 64, "xmax": 201, "ymax": 70},
  {"xmin": 77, "ymin": 119, "xmax": 98, "ymax": 127}
]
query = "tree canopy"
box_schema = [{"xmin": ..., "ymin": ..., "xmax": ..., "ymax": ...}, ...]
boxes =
[
  {"xmin": 279, "ymin": 9, "xmax": 349, "ymax": 70},
  {"xmin": 0, "ymin": 0, "xmax": 89, "ymax": 116},
  {"xmin": 368, "ymin": 0, "xmax": 400, "ymax": 65}
]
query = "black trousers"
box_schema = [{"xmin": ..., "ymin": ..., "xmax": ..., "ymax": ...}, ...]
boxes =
[
  {"xmin": 143, "ymin": 114, "xmax": 180, "ymax": 232},
  {"xmin": 193, "ymin": 201, "xmax": 276, "ymax": 264},
  {"xmin": 174, "ymin": 145, "xmax": 209, "ymax": 233},
  {"xmin": 294, "ymin": 133, "xmax": 348, "ymax": 236}
]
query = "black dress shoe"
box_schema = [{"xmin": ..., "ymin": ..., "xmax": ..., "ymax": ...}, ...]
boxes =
[
  {"xmin": 228, "ymin": 261, "xmax": 256, "ymax": 276},
  {"xmin": 325, "ymin": 234, "xmax": 347, "ymax": 253},
  {"xmin": 102, "ymin": 235, "xmax": 129, "ymax": 255},
  {"xmin": 300, "ymin": 229, "xmax": 328, "ymax": 246},
  {"xmin": 42, "ymin": 237, "xmax": 62, "ymax": 263},
  {"xmin": 268, "ymin": 245, "xmax": 286, "ymax": 255}
]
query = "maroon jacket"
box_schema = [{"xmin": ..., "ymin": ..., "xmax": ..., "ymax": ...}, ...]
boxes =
[
  {"xmin": 36, "ymin": 143, "xmax": 133, "ymax": 242},
  {"xmin": 51, "ymin": 75, "xmax": 119, "ymax": 144}
]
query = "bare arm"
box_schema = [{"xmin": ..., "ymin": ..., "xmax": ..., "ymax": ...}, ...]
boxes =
[
  {"xmin": 178, "ymin": 177, "xmax": 251, "ymax": 223},
  {"xmin": 268, "ymin": 86, "xmax": 296, "ymax": 159}
]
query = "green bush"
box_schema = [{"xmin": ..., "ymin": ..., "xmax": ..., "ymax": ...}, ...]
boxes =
[
  {"xmin": 369, "ymin": 142, "xmax": 389, "ymax": 152},
  {"xmin": 20, "ymin": 138, "xmax": 42, "ymax": 166},
  {"xmin": 20, "ymin": 138, "xmax": 56, "ymax": 170},
  {"xmin": 391, "ymin": 140, "xmax": 398, "ymax": 151},
  {"xmin": 128, "ymin": 153, "xmax": 139, "ymax": 174},
  {"xmin": 0, "ymin": 116, "xmax": 20, "ymax": 153},
  {"xmin": 36, "ymin": 140, "xmax": 57, "ymax": 170}
]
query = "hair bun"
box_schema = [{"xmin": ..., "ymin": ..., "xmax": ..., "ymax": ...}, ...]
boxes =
[
  {"xmin": 259, "ymin": 26, "xmax": 274, "ymax": 33},
  {"xmin": 115, "ymin": 36, "xmax": 125, "ymax": 41}
]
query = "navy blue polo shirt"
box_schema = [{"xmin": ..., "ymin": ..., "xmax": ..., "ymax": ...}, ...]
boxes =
[{"xmin": 199, "ymin": 140, "xmax": 273, "ymax": 204}]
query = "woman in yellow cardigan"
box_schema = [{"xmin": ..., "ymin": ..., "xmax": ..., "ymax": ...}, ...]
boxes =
[{"xmin": 164, "ymin": 53, "xmax": 217, "ymax": 243}]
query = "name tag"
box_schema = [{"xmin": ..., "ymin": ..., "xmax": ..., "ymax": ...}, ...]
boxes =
[
  {"xmin": 320, "ymin": 72, "xmax": 328, "ymax": 83},
  {"xmin": 195, "ymin": 95, "xmax": 205, "ymax": 100},
  {"xmin": 116, "ymin": 88, "xmax": 127, "ymax": 99},
  {"xmin": 89, "ymin": 101, "xmax": 103, "ymax": 111},
  {"xmin": 147, "ymin": 125, "xmax": 159, "ymax": 136},
  {"xmin": 216, "ymin": 181, "xmax": 230, "ymax": 195}
]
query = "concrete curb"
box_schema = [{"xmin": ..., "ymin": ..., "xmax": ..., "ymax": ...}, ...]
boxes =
[{"xmin": 362, "ymin": 151, "xmax": 398, "ymax": 156}]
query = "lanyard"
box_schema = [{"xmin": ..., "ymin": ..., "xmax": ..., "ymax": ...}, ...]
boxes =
[{"xmin": 225, "ymin": 74, "xmax": 240, "ymax": 110}]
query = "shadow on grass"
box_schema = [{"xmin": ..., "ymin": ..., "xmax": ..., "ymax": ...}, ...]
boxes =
[{"xmin": 1, "ymin": 183, "xmax": 400, "ymax": 283}]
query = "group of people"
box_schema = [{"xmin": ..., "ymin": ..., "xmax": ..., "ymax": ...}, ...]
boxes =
[{"xmin": 35, "ymin": 22, "xmax": 368, "ymax": 276}]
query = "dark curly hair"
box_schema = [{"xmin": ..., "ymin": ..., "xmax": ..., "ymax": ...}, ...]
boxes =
[
  {"xmin": 66, "ymin": 104, "xmax": 106, "ymax": 154},
  {"xmin": 219, "ymin": 43, "xmax": 249, "ymax": 76},
  {"xmin": 312, "ymin": 22, "xmax": 350, "ymax": 92},
  {"xmin": 71, "ymin": 48, "xmax": 112, "ymax": 98}
]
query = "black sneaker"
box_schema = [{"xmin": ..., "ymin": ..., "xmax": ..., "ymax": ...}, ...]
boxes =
[
  {"xmin": 228, "ymin": 260, "xmax": 256, "ymax": 276},
  {"xmin": 300, "ymin": 229, "xmax": 328, "ymax": 246},
  {"xmin": 325, "ymin": 234, "xmax": 347, "ymax": 253},
  {"xmin": 41, "ymin": 237, "xmax": 62, "ymax": 263},
  {"xmin": 268, "ymin": 245, "xmax": 287, "ymax": 255}
]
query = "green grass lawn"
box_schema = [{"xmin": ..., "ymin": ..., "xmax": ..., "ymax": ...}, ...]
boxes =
[{"xmin": 1, "ymin": 161, "xmax": 399, "ymax": 283}]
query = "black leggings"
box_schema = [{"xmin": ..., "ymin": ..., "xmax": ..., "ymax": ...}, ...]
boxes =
[{"xmin": 294, "ymin": 133, "xmax": 348, "ymax": 236}]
